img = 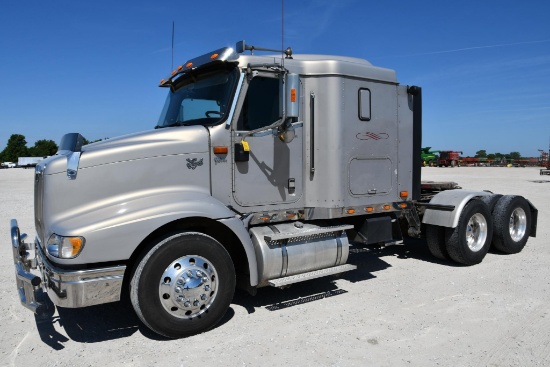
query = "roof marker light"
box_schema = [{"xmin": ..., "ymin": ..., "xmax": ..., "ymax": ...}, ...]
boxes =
[
  {"xmin": 211, "ymin": 53, "xmax": 219, "ymax": 59},
  {"xmin": 186, "ymin": 62, "xmax": 193, "ymax": 68}
]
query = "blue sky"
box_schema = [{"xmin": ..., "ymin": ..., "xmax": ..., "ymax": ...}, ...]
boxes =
[{"xmin": 1, "ymin": 0, "xmax": 549, "ymax": 157}]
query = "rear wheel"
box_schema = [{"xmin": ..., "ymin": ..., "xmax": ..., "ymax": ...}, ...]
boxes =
[
  {"xmin": 130, "ymin": 232, "xmax": 235, "ymax": 338},
  {"xmin": 426, "ymin": 225, "xmax": 451, "ymax": 260},
  {"xmin": 491, "ymin": 195, "xmax": 531, "ymax": 254},
  {"xmin": 479, "ymin": 194, "xmax": 503, "ymax": 213},
  {"xmin": 445, "ymin": 199, "xmax": 493, "ymax": 265}
]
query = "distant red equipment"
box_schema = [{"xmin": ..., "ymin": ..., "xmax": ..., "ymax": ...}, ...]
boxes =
[{"xmin": 437, "ymin": 151, "xmax": 463, "ymax": 167}]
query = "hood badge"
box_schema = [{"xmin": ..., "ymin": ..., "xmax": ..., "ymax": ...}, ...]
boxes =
[{"xmin": 186, "ymin": 158, "xmax": 204, "ymax": 170}]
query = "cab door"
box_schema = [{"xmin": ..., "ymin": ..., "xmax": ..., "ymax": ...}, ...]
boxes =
[{"xmin": 232, "ymin": 74, "xmax": 303, "ymax": 208}]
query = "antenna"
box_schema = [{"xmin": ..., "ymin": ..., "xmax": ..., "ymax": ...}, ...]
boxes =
[
  {"xmin": 281, "ymin": 0, "xmax": 284, "ymax": 67},
  {"xmin": 171, "ymin": 21, "xmax": 175, "ymax": 71}
]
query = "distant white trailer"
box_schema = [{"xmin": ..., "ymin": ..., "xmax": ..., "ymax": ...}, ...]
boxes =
[{"xmin": 17, "ymin": 157, "xmax": 46, "ymax": 168}]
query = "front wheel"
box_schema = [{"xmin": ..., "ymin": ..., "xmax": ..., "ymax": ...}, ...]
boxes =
[
  {"xmin": 130, "ymin": 232, "xmax": 235, "ymax": 338},
  {"xmin": 445, "ymin": 199, "xmax": 493, "ymax": 265}
]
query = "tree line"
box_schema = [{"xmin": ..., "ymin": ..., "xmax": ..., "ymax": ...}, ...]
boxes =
[
  {"xmin": 0, "ymin": 134, "xmax": 103, "ymax": 163},
  {"xmin": 473, "ymin": 150, "xmax": 522, "ymax": 160}
]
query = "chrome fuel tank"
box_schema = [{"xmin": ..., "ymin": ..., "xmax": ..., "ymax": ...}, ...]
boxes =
[{"xmin": 250, "ymin": 222, "xmax": 350, "ymax": 287}]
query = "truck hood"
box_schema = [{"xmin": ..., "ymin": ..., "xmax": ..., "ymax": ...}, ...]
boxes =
[{"xmin": 44, "ymin": 126, "xmax": 210, "ymax": 175}]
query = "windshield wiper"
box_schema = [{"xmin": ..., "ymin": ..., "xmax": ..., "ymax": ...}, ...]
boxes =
[{"xmin": 155, "ymin": 122, "xmax": 187, "ymax": 129}]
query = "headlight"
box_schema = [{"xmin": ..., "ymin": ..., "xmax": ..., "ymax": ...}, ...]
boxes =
[{"xmin": 47, "ymin": 234, "xmax": 85, "ymax": 259}]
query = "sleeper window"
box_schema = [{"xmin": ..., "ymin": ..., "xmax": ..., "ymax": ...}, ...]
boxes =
[{"xmin": 359, "ymin": 88, "xmax": 371, "ymax": 121}]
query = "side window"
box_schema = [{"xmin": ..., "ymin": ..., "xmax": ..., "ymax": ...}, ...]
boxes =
[
  {"xmin": 358, "ymin": 88, "xmax": 371, "ymax": 121},
  {"xmin": 237, "ymin": 77, "xmax": 280, "ymax": 131}
]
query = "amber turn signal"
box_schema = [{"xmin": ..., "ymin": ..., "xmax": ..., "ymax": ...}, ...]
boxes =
[{"xmin": 213, "ymin": 146, "xmax": 228, "ymax": 154}]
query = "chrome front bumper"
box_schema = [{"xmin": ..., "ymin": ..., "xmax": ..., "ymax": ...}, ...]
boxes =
[{"xmin": 10, "ymin": 219, "xmax": 126, "ymax": 314}]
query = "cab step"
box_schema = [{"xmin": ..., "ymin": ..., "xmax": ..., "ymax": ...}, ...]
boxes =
[{"xmin": 267, "ymin": 264, "xmax": 357, "ymax": 288}]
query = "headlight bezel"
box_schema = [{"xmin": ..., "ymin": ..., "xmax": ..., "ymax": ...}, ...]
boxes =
[{"xmin": 47, "ymin": 234, "xmax": 86, "ymax": 259}]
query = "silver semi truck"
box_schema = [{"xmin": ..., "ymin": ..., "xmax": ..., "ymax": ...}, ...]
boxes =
[{"xmin": 10, "ymin": 41, "xmax": 538, "ymax": 338}]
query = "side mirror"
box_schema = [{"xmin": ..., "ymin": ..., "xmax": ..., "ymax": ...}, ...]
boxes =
[
  {"xmin": 279, "ymin": 73, "xmax": 300, "ymax": 118},
  {"xmin": 236, "ymin": 40, "xmax": 246, "ymax": 54}
]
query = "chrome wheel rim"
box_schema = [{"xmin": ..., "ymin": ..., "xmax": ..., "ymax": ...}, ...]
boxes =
[
  {"xmin": 509, "ymin": 207, "xmax": 527, "ymax": 242},
  {"xmin": 158, "ymin": 255, "xmax": 218, "ymax": 319},
  {"xmin": 466, "ymin": 213, "xmax": 488, "ymax": 252}
]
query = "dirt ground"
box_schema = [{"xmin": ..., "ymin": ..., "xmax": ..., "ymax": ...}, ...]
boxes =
[{"xmin": 1, "ymin": 166, "xmax": 548, "ymax": 366}]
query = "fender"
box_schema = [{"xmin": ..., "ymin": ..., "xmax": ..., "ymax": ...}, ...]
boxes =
[
  {"xmin": 219, "ymin": 217, "xmax": 259, "ymax": 287},
  {"xmin": 49, "ymin": 189, "xmax": 238, "ymax": 265},
  {"xmin": 422, "ymin": 190, "xmax": 491, "ymax": 228}
]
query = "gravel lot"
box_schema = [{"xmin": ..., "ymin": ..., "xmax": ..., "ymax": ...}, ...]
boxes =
[{"xmin": 1, "ymin": 166, "xmax": 548, "ymax": 366}]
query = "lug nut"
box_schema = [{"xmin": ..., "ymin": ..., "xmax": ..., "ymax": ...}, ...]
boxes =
[
  {"xmin": 175, "ymin": 286, "xmax": 182, "ymax": 293},
  {"xmin": 187, "ymin": 270, "xmax": 193, "ymax": 277},
  {"xmin": 200, "ymin": 294, "xmax": 207, "ymax": 301},
  {"xmin": 193, "ymin": 300, "xmax": 199, "ymax": 306},
  {"xmin": 177, "ymin": 279, "xmax": 184, "ymax": 285},
  {"xmin": 204, "ymin": 285, "xmax": 210, "ymax": 291},
  {"xmin": 176, "ymin": 296, "xmax": 185, "ymax": 302},
  {"xmin": 184, "ymin": 301, "xmax": 191, "ymax": 307},
  {"xmin": 202, "ymin": 277, "xmax": 208, "ymax": 283}
]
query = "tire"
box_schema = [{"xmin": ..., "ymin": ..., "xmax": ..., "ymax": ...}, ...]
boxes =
[
  {"xmin": 445, "ymin": 199, "xmax": 493, "ymax": 265},
  {"xmin": 130, "ymin": 232, "xmax": 236, "ymax": 338},
  {"xmin": 426, "ymin": 224, "xmax": 451, "ymax": 260},
  {"xmin": 491, "ymin": 195, "xmax": 531, "ymax": 254},
  {"xmin": 479, "ymin": 194, "xmax": 503, "ymax": 213}
]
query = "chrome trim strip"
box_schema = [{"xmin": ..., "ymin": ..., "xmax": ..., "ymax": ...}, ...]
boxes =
[
  {"xmin": 234, "ymin": 122, "xmax": 303, "ymax": 137},
  {"xmin": 225, "ymin": 72, "xmax": 245, "ymax": 129},
  {"xmin": 335, "ymin": 236, "xmax": 343, "ymax": 266},
  {"xmin": 281, "ymin": 244, "xmax": 288, "ymax": 277}
]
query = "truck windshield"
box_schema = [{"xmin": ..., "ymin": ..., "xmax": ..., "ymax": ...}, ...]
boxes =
[{"xmin": 156, "ymin": 66, "xmax": 238, "ymax": 128}]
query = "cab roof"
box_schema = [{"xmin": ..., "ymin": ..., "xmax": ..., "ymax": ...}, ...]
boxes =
[{"xmin": 160, "ymin": 46, "xmax": 397, "ymax": 87}]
